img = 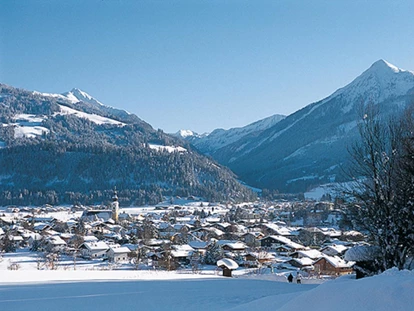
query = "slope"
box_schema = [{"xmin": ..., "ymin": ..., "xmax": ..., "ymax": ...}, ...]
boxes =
[
  {"xmin": 177, "ymin": 114, "xmax": 285, "ymax": 154},
  {"xmin": 212, "ymin": 60, "xmax": 414, "ymax": 192},
  {"xmin": 0, "ymin": 84, "xmax": 255, "ymax": 205}
]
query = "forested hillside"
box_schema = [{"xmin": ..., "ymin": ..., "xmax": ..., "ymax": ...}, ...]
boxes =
[{"xmin": 0, "ymin": 84, "xmax": 255, "ymax": 206}]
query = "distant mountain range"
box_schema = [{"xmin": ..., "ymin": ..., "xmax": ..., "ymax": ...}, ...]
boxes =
[
  {"xmin": 178, "ymin": 60, "xmax": 414, "ymax": 193},
  {"xmin": 174, "ymin": 114, "xmax": 286, "ymax": 154},
  {"xmin": 0, "ymin": 84, "xmax": 255, "ymax": 206}
]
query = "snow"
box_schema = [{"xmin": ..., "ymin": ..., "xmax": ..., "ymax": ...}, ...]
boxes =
[
  {"xmin": 13, "ymin": 125, "xmax": 49, "ymax": 139},
  {"xmin": 56, "ymin": 105, "xmax": 126, "ymax": 126},
  {"xmin": 33, "ymin": 91, "xmax": 79, "ymax": 104},
  {"xmin": 327, "ymin": 59, "xmax": 414, "ymax": 107},
  {"xmin": 217, "ymin": 258, "xmax": 239, "ymax": 270},
  {"xmin": 0, "ymin": 255, "xmax": 412, "ymax": 311},
  {"xmin": 148, "ymin": 144, "xmax": 187, "ymax": 153},
  {"xmin": 7, "ymin": 114, "xmax": 50, "ymax": 139},
  {"xmin": 188, "ymin": 114, "xmax": 285, "ymax": 153},
  {"xmin": 176, "ymin": 129, "xmax": 197, "ymax": 138}
]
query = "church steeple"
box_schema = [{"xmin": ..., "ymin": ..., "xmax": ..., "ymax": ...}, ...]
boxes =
[{"xmin": 111, "ymin": 187, "xmax": 119, "ymax": 223}]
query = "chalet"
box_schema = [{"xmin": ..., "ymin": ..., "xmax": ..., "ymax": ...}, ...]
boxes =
[
  {"xmin": 188, "ymin": 240, "xmax": 209, "ymax": 254},
  {"xmin": 320, "ymin": 244, "xmax": 349, "ymax": 257},
  {"xmin": 9, "ymin": 235, "xmax": 24, "ymax": 248},
  {"xmin": 261, "ymin": 223, "xmax": 292, "ymax": 236},
  {"xmin": 221, "ymin": 241, "xmax": 248, "ymax": 253},
  {"xmin": 313, "ymin": 255, "xmax": 354, "ymax": 276},
  {"xmin": 44, "ymin": 235, "xmax": 67, "ymax": 252},
  {"xmin": 81, "ymin": 210, "xmax": 113, "ymax": 222},
  {"xmin": 80, "ymin": 241, "xmax": 109, "ymax": 259},
  {"xmin": 170, "ymin": 245, "xmax": 194, "ymax": 265},
  {"xmin": 107, "ymin": 245, "xmax": 131, "ymax": 262},
  {"xmin": 244, "ymin": 251, "xmax": 274, "ymax": 266},
  {"xmin": 291, "ymin": 249, "xmax": 323, "ymax": 260},
  {"xmin": 260, "ymin": 235, "xmax": 306, "ymax": 252},
  {"xmin": 0, "ymin": 217, "xmax": 15, "ymax": 227},
  {"xmin": 241, "ymin": 232, "xmax": 264, "ymax": 247},
  {"xmin": 319, "ymin": 228, "xmax": 342, "ymax": 239},
  {"xmin": 33, "ymin": 223, "xmax": 52, "ymax": 232},
  {"xmin": 284, "ymin": 257, "xmax": 314, "ymax": 270},
  {"xmin": 192, "ymin": 227, "xmax": 224, "ymax": 240}
]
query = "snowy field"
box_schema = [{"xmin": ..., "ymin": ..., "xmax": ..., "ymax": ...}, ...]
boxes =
[{"xmin": 0, "ymin": 252, "xmax": 413, "ymax": 311}]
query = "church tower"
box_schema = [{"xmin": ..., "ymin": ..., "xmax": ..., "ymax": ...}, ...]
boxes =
[{"xmin": 111, "ymin": 187, "xmax": 119, "ymax": 223}]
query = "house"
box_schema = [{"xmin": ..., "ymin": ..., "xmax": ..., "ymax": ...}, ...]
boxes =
[
  {"xmin": 33, "ymin": 223, "xmax": 52, "ymax": 232},
  {"xmin": 320, "ymin": 244, "xmax": 349, "ymax": 257},
  {"xmin": 244, "ymin": 251, "xmax": 274, "ymax": 266},
  {"xmin": 107, "ymin": 245, "xmax": 131, "ymax": 262},
  {"xmin": 313, "ymin": 255, "xmax": 354, "ymax": 276},
  {"xmin": 9, "ymin": 235, "xmax": 24, "ymax": 248},
  {"xmin": 44, "ymin": 235, "xmax": 67, "ymax": 252},
  {"xmin": 80, "ymin": 241, "xmax": 109, "ymax": 259},
  {"xmin": 217, "ymin": 258, "xmax": 239, "ymax": 277},
  {"xmin": 260, "ymin": 235, "xmax": 306, "ymax": 253},
  {"xmin": 170, "ymin": 244, "xmax": 194, "ymax": 265},
  {"xmin": 81, "ymin": 210, "xmax": 113, "ymax": 222},
  {"xmin": 291, "ymin": 249, "xmax": 323, "ymax": 260},
  {"xmin": 241, "ymin": 232, "xmax": 264, "ymax": 247},
  {"xmin": 261, "ymin": 223, "xmax": 292, "ymax": 236},
  {"xmin": 221, "ymin": 241, "xmax": 248, "ymax": 253},
  {"xmin": 284, "ymin": 257, "xmax": 314, "ymax": 270}
]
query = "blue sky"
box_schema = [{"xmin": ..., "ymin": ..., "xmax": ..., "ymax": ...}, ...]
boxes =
[{"xmin": 1, "ymin": 1, "xmax": 414, "ymax": 133}]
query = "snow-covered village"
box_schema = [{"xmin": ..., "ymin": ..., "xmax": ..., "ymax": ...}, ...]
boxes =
[
  {"xmin": 2, "ymin": 1, "xmax": 414, "ymax": 310},
  {"xmin": 1, "ymin": 192, "xmax": 413, "ymax": 310}
]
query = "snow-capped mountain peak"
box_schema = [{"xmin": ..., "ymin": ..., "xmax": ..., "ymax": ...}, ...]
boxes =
[
  {"xmin": 369, "ymin": 59, "xmax": 402, "ymax": 74},
  {"xmin": 176, "ymin": 129, "xmax": 198, "ymax": 138},
  {"xmin": 62, "ymin": 88, "xmax": 104, "ymax": 107},
  {"xmin": 328, "ymin": 59, "xmax": 414, "ymax": 106},
  {"xmin": 181, "ymin": 114, "xmax": 285, "ymax": 154}
]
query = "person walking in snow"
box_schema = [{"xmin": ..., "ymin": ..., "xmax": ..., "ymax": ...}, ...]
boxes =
[
  {"xmin": 296, "ymin": 271, "xmax": 302, "ymax": 284},
  {"xmin": 287, "ymin": 273, "xmax": 293, "ymax": 283}
]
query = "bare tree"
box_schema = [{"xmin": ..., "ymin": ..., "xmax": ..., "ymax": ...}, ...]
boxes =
[{"xmin": 347, "ymin": 105, "xmax": 414, "ymax": 272}]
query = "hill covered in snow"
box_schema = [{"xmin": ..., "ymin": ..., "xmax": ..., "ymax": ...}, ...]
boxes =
[
  {"xmin": 0, "ymin": 84, "xmax": 255, "ymax": 205},
  {"xmin": 176, "ymin": 114, "xmax": 285, "ymax": 154},
  {"xmin": 0, "ymin": 268, "xmax": 412, "ymax": 311},
  {"xmin": 209, "ymin": 60, "xmax": 414, "ymax": 192}
]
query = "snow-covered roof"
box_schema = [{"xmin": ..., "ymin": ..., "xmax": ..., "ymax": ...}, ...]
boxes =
[
  {"xmin": 222, "ymin": 242, "xmax": 247, "ymax": 250},
  {"xmin": 321, "ymin": 244, "xmax": 348, "ymax": 254},
  {"xmin": 171, "ymin": 250, "xmax": 193, "ymax": 258},
  {"xmin": 288, "ymin": 257, "xmax": 314, "ymax": 266},
  {"xmin": 189, "ymin": 240, "xmax": 209, "ymax": 249},
  {"xmin": 265, "ymin": 235, "xmax": 306, "ymax": 250},
  {"xmin": 83, "ymin": 241, "xmax": 109, "ymax": 251},
  {"xmin": 47, "ymin": 236, "xmax": 67, "ymax": 246},
  {"xmin": 264, "ymin": 223, "xmax": 292, "ymax": 236},
  {"xmin": 316, "ymin": 255, "xmax": 354, "ymax": 268},
  {"xmin": 296, "ymin": 249, "xmax": 323, "ymax": 259},
  {"xmin": 217, "ymin": 258, "xmax": 239, "ymax": 270},
  {"xmin": 83, "ymin": 235, "xmax": 98, "ymax": 242},
  {"xmin": 109, "ymin": 246, "xmax": 131, "ymax": 254},
  {"xmin": 172, "ymin": 244, "xmax": 194, "ymax": 252}
]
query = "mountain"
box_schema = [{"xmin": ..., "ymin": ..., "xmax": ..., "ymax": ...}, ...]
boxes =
[
  {"xmin": 176, "ymin": 114, "xmax": 286, "ymax": 154},
  {"xmin": 36, "ymin": 88, "xmax": 142, "ymax": 124},
  {"xmin": 0, "ymin": 84, "xmax": 255, "ymax": 206},
  {"xmin": 209, "ymin": 60, "xmax": 414, "ymax": 193}
]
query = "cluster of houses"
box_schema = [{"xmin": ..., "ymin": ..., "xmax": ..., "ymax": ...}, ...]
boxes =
[{"xmin": 0, "ymin": 197, "xmax": 364, "ymax": 277}]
